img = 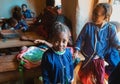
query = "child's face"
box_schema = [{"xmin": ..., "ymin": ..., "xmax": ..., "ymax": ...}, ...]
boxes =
[
  {"xmin": 22, "ymin": 6, "xmax": 27, "ymax": 11},
  {"xmin": 92, "ymin": 6, "xmax": 106, "ymax": 25},
  {"xmin": 57, "ymin": 9, "xmax": 62, "ymax": 14},
  {"xmin": 52, "ymin": 32, "xmax": 69, "ymax": 52}
]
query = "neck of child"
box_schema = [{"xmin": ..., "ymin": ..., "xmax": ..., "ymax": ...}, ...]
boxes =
[
  {"xmin": 96, "ymin": 21, "xmax": 106, "ymax": 28},
  {"xmin": 96, "ymin": 24, "xmax": 102, "ymax": 28}
]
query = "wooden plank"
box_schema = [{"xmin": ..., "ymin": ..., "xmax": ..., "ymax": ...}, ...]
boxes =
[
  {"xmin": 0, "ymin": 54, "xmax": 18, "ymax": 72},
  {"xmin": 0, "ymin": 55, "xmax": 17, "ymax": 63},
  {"xmin": 0, "ymin": 62, "xmax": 18, "ymax": 72},
  {"xmin": 0, "ymin": 67, "xmax": 41, "ymax": 83}
]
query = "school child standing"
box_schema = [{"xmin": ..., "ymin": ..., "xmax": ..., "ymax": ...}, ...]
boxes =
[
  {"xmin": 74, "ymin": 3, "xmax": 120, "ymax": 84},
  {"xmin": 41, "ymin": 22, "xmax": 74, "ymax": 84}
]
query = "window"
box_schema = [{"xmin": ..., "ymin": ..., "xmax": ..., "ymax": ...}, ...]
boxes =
[
  {"xmin": 110, "ymin": 0, "xmax": 120, "ymax": 22},
  {"xmin": 55, "ymin": 0, "xmax": 61, "ymax": 6}
]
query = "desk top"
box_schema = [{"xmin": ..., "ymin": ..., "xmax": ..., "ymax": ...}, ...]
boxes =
[{"xmin": 0, "ymin": 31, "xmax": 43, "ymax": 49}]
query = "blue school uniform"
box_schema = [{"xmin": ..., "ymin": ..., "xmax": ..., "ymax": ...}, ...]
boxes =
[
  {"xmin": 106, "ymin": 47, "xmax": 120, "ymax": 66},
  {"xmin": 22, "ymin": 9, "xmax": 32, "ymax": 18},
  {"xmin": 75, "ymin": 22, "xmax": 120, "ymax": 84},
  {"xmin": 14, "ymin": 20, "xmax": 28, "ymax": 31},
  {"xmin": 41, "ymin": 48, "xmax": 73, "ymax": 84},
  {"xmin": 75, "ymin": 22, "xmax": 120, "ymax": 64}
]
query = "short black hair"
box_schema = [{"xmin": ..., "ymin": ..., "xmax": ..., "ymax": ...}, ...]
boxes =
[
  {"xmin": 22, "ymin": 4, "xmax": 27, "ymax": 8},
  {"xmin": 14, "ymin": 6, "xmax": 21, "ymax": 11}
]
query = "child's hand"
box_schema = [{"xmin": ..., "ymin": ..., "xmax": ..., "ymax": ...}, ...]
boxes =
[
  {"xmin": 34, "ymin": 39, "xmax": 45, "ymax": 44},
  {"xmin": 73, "ymin": 50, "xmax": 79, "ymax": 58}
]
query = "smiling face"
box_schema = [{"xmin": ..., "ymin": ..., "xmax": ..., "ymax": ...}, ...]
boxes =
[
  {"xmin": 52, "ymin": 31, "xmax": 69, "ymax": 52},
  {"xmin": 92, "ymin": 6, "xmax": 106, "ymax": 25}
]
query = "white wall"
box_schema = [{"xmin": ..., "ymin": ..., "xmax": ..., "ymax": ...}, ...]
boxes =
[
  {"xmin": 62, "ymin": 0, "xmax": 94, "ymax": 41},
  {"xmin": 75, "ymin": 0, "xmax": 94, "ymax": 39},
  {"xmin": 0, "ymin": 0, "xmax": 45, "ymax": 18},
  {"xmin": 0, "ymin": 0, "xmax": 27, "ymax": 18},
  {"xmin": 110, "ymin": 2, "xmax": 120, "ymax": 22}
]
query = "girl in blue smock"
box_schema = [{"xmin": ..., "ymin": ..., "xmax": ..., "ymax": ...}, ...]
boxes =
[
  {"xmin": 74, "ymin": 3, "xmax": 120, "ymax": 84},
  {"xmin": 41, "ymin": 22, "xmax": 74, "ymax": 84}
]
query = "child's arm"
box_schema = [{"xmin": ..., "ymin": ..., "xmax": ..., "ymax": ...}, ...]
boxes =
[{"xmin": 34, "ymin": 39, "xmax": 53, "ymax": 48}]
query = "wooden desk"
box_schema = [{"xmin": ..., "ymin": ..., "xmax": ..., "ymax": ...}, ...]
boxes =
[
  {"xmin": 0, "ymin": 31, "xmax": 43, "ymax": 83},
  {"xmin": 0, "ymin": 31, "xmax": 43, "ymax": 49},
  {"xmin": 25, "ymin": 18, "xmax": 35, "ymax": 26}
]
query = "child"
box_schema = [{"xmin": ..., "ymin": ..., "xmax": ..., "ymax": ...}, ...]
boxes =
[
  {"xmin": 12, "ymin": 8, "xmax": 29, "ymax": 31},
  {"xmin": 12, "ymin": 6, "xmax": 22, "ymax": 20},
  {"xmin": 12, "ymin": 6, "xmax": 29, "ymax": 31},
  {"xmin": 5, "ymin": 17, "xmax": 28, "ymax": 31},
  {"xmin": 74, "ymin": 3, "xmax": 120, "ymax": 84},
  {"xmin": 21, "ymin": 4, "xmax": 35, "ymax": 19},
  {"xmin": 41, "ymin": 22, "xmax": 74, "ymax": 84}
]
